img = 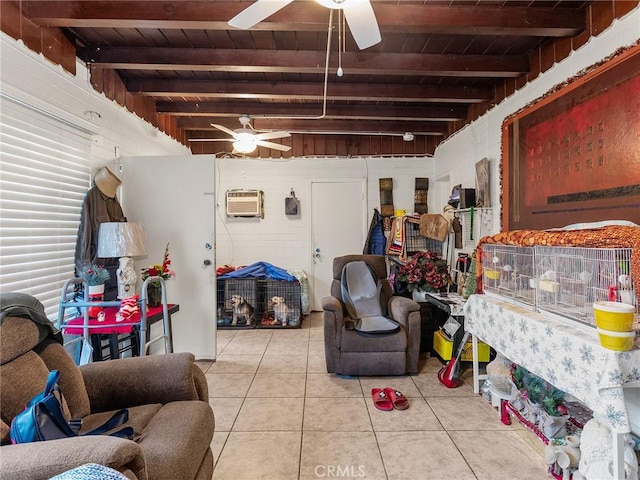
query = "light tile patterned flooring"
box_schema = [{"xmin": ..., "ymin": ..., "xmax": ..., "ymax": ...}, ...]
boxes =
[{"xmin": 197, "ymin": 312, "xmax": 549, "ymax": 480}]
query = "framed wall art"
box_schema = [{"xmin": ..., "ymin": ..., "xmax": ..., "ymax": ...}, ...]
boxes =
[{"xmin": 501, "ymin": 43, "xmax": 640, "ymax": 231}]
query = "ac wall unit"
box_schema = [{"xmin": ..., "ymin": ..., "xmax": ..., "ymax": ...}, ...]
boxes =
[{"xmin": 226, "ymin": 189, "xmax": 264, "ymax": 218}]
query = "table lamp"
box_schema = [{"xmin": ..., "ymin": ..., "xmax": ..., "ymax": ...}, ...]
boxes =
[{"xmin": 97, "ymin": 222, "xmax": 147, "ymax": 298}]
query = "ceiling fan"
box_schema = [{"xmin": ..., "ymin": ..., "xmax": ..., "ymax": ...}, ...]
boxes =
[
  {"xmin": 228, "ymin": 0, "xmax": 381, "ymax": 50},
  {"xmin": 190, "ymin": 115, "xmax": 291, "ymax": 154}
]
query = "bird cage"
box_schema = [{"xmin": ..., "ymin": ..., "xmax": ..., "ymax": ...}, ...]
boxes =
[
  {"xmin": 481, "ymin": 244, "xmax": 536, "ymax": 306},
  {"xmin": 534, "ymin": 246, "xmax": 636, "ymax": 327}
]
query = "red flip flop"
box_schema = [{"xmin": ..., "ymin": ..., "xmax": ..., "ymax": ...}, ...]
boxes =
[
  {"xmin": 383, "ymin": 387, "xmax": 409, "ymax": 410},
  {"xmin": 371, "ymin": 388, "xmax": 393, "ymax": 411}
]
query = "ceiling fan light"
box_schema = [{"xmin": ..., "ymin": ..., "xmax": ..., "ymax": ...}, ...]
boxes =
[
  {"xmin": 233, "ymin": 139, "xmax": 257, "ymax": 153},
  {"xmin": 315, "ymin": 0, "xmax": 366, "ymax": 9},
  {"xmin": 235, "ymin": 131, "xmax": 255, "ymax": 142}
]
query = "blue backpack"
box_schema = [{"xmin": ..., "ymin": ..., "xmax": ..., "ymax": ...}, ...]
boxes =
[{"xmin": 10, "ymin": 370, "xmax": 133, "ymax": 444}]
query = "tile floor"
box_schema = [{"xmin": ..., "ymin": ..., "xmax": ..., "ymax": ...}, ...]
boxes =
[{"xmin": 196, "ymin": 312, "xmax": 549, "ymax": 480}]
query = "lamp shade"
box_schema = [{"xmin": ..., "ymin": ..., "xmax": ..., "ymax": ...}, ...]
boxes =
[{"xmin": 97, "ymin": 222, "xmax": 147, "ymax": 258}]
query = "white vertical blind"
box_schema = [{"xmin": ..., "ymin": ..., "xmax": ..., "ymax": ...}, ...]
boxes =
[{"xmin": 0, "ymin": 97, "xmax": 92, "ymax": 318}]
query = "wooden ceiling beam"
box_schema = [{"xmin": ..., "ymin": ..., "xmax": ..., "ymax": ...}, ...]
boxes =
[
  {"xmin": 81, "ymin": 48, "xmax": 528, "ymax": 77},
  {"xmin": 178, "ymin": 117, "xmax": 449, "ymax": 136},
  {"xmin": 24, "ymin": 1, "xmax": 584, "ymax": 37},
  {"xmin": 252, "ymin": 118, "xmax": 448, "ymax": 136},
  {"xmin": 161, "ymin": 101, "xmax": 466, "ymax": 121},
  {"xmin": 126, "ymin": 78, "xmax": 493, "ymax": 104},
  {"xmin": 160, "ymin": 102, "xmax": 466, "ymax": 121}
]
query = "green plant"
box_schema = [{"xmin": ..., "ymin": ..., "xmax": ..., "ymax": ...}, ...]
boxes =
[
  {"xmin": 79, "ymin": 264, "xmax": 110, "ymax": 286},
  {"xmin": 525, "ymin": 375, "xmax": 547, "ymax": 405},
  {"xmin": 512, "ymin": 365, "xmax": 529, "ymax": 390},
  {"xmin": 541, "ymin": 386, "xmax": 565, "ymax": 415},
  {"xmin": 516, "ymin": 367, "xmax": 566, "ymax": 414}
]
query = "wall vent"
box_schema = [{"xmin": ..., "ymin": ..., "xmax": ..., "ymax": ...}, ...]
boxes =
[{"xmin": 226, "ymin": 189, "xmax": 264, "ymax": 218}]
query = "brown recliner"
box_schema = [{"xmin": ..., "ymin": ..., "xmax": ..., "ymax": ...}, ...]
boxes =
[
  {"xmin": 0, "ymin": 293, "xmax": 214, "ymax": 480},
  {"xmin": 322, "ymin": 254, "xmax": 421, "ymax": 376}
]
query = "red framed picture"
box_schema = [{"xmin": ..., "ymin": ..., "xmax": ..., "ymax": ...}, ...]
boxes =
[{"xmin": 502, "ymin": 44, "xmax": 640, "ymax": 231}]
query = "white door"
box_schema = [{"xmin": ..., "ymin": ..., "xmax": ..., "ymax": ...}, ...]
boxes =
[
  {"xmin": 310, "ymin": 179, "xmax": 367, "ymax": 310},
  {"xmin": 120, "ymin": 155, "xmax": 216, "ymax": 360}
]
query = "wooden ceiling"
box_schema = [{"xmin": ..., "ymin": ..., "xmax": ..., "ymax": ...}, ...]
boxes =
[{"xmin": 18, "ymin": 0, "xmax": 595, "ymax": 157}]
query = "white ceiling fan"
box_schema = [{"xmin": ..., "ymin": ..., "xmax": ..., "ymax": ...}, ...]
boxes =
[
  {"xmin": 228, "ymin": 0, "xmax": 381, "ymax": 50},
  {"xmin": 189, "ymin": 115, "xmax": 291, "ymax": 154}
]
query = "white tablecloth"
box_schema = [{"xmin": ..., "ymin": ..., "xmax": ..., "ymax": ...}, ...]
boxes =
[{"xmin": 464, "ymin": 294, "xmax": 640, "ymax": 433}]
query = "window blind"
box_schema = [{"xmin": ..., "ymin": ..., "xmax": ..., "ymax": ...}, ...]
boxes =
[{"xmin": 0, "ymin": 97, "xmax": 92, "ymax": 319}]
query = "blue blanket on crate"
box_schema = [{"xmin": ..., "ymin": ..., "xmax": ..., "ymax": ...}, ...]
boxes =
[{"xmin": 219, "ymin": 262, "xmax": 296, "ymax": 282}]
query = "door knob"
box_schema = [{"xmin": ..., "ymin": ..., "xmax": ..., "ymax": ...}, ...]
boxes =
[{"xmin": 203, "ymin": 259, "xmax": 212, "ymax": 267}]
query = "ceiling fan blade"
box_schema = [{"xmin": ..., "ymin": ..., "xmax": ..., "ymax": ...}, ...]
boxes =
[
  {"xmin": 254, "ymin": 130, "xmax": 291, "ymax": 141},
  {"xmin": 343, "ymin": 1, "xmax": 381, "ymax": 50},
  {"xmin": 255, "ymin": 140, "xmax": 291, "ymax": 152},
  {"xmin": 228, "ymin": 0, "xmax": 295, "ymax": 30},
  {"xmin": 210, "ymin": 123, "xmax": 239, "ymax": 138}
]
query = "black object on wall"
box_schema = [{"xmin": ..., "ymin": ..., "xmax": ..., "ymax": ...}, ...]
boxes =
[{"xmin": 459, "ymin": 189, "xmax": 476, "ymax": 209}]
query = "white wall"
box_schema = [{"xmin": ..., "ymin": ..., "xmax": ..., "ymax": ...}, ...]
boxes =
[
  {"xmin": 0, "ymin": 32, "xmax": 189, "ymax": 173},
  {"xmin": 431, "ymin": 6, "xmax": 640, "ymax": 235},
  {"xmin": 430, "ymin": 6, "xmax": 640, "ymax": 436},
  {"xmin": 215, "ymin": 156, "xmax": 435, "ymax": 273}
]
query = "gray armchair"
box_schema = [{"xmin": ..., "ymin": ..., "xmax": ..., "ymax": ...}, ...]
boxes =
[
  {"xmin": 0, "ymin": 293, "xmax": 214, "ymax": 480},
  {"xmin": 321, "ymin": 255, "xmax": 421, "ymax": 376}
]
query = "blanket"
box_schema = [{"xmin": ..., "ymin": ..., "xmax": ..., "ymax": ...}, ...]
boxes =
[
  {"xmin": 217, "ymin": 261, "xmax": 296, "ymax": 282},
  {"xmin": 385, "ymin": 216, "xmax": 406, "ymax": 260},
  {"xmin": 0, "ymin": 292, "xmax": 63, "ymax": 345}
]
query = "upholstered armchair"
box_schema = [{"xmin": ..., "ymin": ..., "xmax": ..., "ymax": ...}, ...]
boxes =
[
  {"xmin": 322, "ymin": 254, "xmax": 421, "ymax": 376},
  {"xmin": 0, "ymin": 293, "xmax": 214, "ymax": 480}
]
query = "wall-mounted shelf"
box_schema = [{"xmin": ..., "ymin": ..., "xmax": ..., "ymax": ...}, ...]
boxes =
[{"xmin": 454, "ymin": 207, "xmax": 493, "ymax": 252}]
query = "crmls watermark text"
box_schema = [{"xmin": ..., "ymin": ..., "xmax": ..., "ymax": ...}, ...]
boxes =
[{"xmin": 314, "ymin": 465, "xmax": 366, "ymax": 478}]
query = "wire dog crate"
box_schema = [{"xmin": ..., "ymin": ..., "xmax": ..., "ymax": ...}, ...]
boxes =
[
  {"xmin": 481, "ymin": 244, "xmax": 536, "ymax": 306},
  {"xmin": 257, "ymin": 279, "xmax": 302, "ymax": 328},
  {"xmin": 534, "ymin": 246, "xmax": 637, "ymax": 327},
  {"xmin": 405, "ymin": 217, "xmax": 444, "ymax": 255},
  {"xmin": 216, "ymin": 277, "xmax": 302, "ymax": 328},
  {"xmin": 216, "ymin": 277, "xmax": 258, "ymax": 328}
]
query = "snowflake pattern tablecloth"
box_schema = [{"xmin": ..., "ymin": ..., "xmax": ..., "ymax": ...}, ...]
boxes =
[{"xmin": 464, "ymin": 294, "xmax": 640, "ymax": 433}]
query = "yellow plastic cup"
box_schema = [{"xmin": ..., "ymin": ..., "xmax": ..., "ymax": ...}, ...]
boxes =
[
  {"xmin": 593, "ymin": 301, "xmax": 635, "ymax": 332},
  {"xmin": 596, "ymin": 328, "xmax": 636, "ymax": 351}
]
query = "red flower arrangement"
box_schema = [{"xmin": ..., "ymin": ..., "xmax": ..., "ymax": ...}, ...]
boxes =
[
  {"xmin": 141, "ymin": 243, "xmax": 175, "ymax": 281},
  {"xmin": 396, "ymin": 250, "xmax": 452, "ymax": 292}
]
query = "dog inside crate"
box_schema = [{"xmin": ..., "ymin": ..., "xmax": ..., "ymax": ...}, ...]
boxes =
[
  {"xmin": 217, "ymin": 278, "xmax": 258, "ymax": 327},
  {"xmin": 259, "ymin": 280, "xmax": 301, "ymax": 327}
]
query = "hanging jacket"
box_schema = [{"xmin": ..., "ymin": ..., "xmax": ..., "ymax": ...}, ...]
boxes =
[{"xmin": 363, "ymin": 208, "xmax": 386, "ymax": 255}]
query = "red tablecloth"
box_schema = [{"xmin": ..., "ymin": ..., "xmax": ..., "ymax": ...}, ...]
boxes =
[{"xmin": 64, "ymin": 305, "xmax": 170, "ymax": 335}]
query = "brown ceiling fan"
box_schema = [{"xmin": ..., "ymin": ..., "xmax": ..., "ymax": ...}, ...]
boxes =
[
  {"xmin": 189, "ymin": 115, "xmax": 291, "ymax": 154},
  {"xmin": 228, "ymin": 0, "xmax": 381, "ymax": 50}
]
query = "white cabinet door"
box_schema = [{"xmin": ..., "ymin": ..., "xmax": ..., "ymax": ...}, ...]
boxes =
[{"xmin": 121, "ymin": 155, "xmax": 216, "ymax": 360}]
